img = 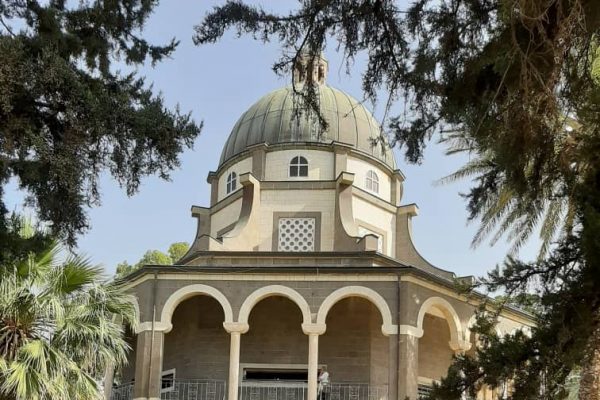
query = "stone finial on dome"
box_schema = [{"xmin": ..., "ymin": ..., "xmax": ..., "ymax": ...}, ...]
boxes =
[{"xmin": 292, "ymin": 51, "xmax": 328, "ymax": 86}]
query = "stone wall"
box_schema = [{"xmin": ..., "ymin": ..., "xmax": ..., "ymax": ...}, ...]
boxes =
[
  {"xmin": 153, "ymin": 294, "xmax": 390, "ymax": 386},
  {"xmin": 162, "ymin": 296, "xmax": 230, "ymax": 380},
  {"xmin": 320, "ymin": 297, "xmax": 388, "ymax": 385},
  {"xmin": 121, "ymin": 327, "xmax": 138, "ymax": 383},
  {"xmin": 347, "ymin": 156, "xmax": 392, "ymax": 203},
  {"xmin": 240, "ymin": 296, "xmax": 308, "ymax": 365},
  {"xmin": 210, "ymin": 197, "xmax": 243, "ymax": 238},
  {"xmin": 136, "ymin": 278, "xmax": 399, "ymax": 329},
  {"xmin": 218, "ymin": 156, "xmax": 253, "ymax": 201},
  {"xmin": 265, "ymin": 149, "xmax": 334, "ymax": 181},
  {"xmin": 369, "ymin": 309, "xmax": 389, "ymax": 386},
  {"xmin": 352, "ymin": 196, "xmax": 396, "ymax": 258},
  {"xmin": 258, "ymin": 189, "xmax": 336, "ymax": 251},
  {"xmin": 418, "ymin": 314, "xmax": 454, "ymax": 381}
]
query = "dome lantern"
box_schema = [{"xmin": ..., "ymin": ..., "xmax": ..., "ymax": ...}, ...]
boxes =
[{"xmin": 292, "ymin": 51, "xmax": 329, "ymax": 86}]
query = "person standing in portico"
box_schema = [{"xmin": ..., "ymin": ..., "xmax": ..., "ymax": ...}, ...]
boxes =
[{"xmin": 318, "ymin": 366, "xmax": 330, "ymax": 400}]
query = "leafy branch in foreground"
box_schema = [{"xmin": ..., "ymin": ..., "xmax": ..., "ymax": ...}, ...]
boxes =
[
  {"xmin": 0, "ymin": 0, "xmax": 202, "ymax": 252},
  {"xmin": 428, "ymin": 233, "xmax": 599, "ymax": 399}
]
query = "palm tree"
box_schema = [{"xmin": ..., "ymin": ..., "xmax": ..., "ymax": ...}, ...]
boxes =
[
  {"xmin": 438, "ymin": 122, "xmax": 580, "ymax": 259},
  {"xmin": 438, "ymin": 117, "xmax": 600, "ymax": 399},
  {"xmin": 0, "ymin": 235, "xmax": 137, "ymax": 400}
]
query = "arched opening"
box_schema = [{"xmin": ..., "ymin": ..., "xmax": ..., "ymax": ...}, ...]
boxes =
[
  {"xmin": 319, "ymin": 297, "xmax": 389, "ymax": 385},
  {"xmin": 161, "ymin": 295, "xmax": 229, "ymax": 398},
  {"xmin": 239, "ymin": 296, "xmax": 308, "ymax": 394},
  {"xmin": 418, "ymin": 311, "xmax": 455, "ymax": 384},
  {"xmin": 316, "ymin": 286, "xmax": 396, "ymax": 335},
  {"xmin": 111, "ymin": 324, "xmax": 137, "ymax": 399},
  {"xmin": 320, "ymin": 297, "xmax": 389, "ymax": 392},
  {"xmin": 416, "ymin": 299, "xmax": 463, "ymax": 397}
]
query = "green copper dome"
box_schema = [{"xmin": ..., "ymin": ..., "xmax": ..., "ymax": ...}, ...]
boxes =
[{"xmin": 219, "ymin": 85, "xmax": 397, "ymax": 169}]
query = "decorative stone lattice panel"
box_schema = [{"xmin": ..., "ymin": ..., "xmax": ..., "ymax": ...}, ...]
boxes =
[{"xmin": 278, "ymin": 217, "xmax": 316, "ymax": 252}]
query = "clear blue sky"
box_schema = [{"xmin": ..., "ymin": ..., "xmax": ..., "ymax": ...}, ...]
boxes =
[{"xmin": 4, "ymin": 0, "xmax": 539, "ymax": 276}]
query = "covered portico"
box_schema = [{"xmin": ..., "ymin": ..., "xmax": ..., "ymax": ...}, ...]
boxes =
[
  {"xmin": 127, "ymin": 280, "xmax": 399, "ymax": 400},
  {"xmin": 105, "ymin": 255, "xmax": 532, "ymax": 400}
]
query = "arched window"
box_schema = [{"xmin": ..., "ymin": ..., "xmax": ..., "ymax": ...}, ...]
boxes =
[
  {"xmin": 289, "ymin": 156, "xmax": 308, "ymax": 177},
  {"xmin": 226, "ymin": 172, "xmax": 237, "ymax": 194},
  {"xmin": 366, "ymin": 170, "xmax": 379, "ymax": 193}
]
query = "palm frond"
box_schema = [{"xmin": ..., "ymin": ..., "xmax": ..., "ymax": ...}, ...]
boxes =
[
  {"xmin": 435, "ymin": 157, "xmax": 494, "ymax": 186},
  {"xmin": 0, "ymin": 239, "xmax": 137, "ymax": 399}
]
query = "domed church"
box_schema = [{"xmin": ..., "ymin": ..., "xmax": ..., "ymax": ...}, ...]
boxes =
[{"xmin": 111, "ymin": 54, "xmax": 533, "ymax": 400}]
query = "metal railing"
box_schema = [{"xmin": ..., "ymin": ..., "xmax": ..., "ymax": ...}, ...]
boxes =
[
  {"xmin": 327, "ymin": 383, "xmax": 387, "ymax": 400},
  {"xmin": 238, "ymin": 383, "xmax": 387, "ymax": 400},
  {"xmin": 111, "ymin": 382, "xmax": 134, "ymax": 400},
  {"xmin": 161, "ymin": 379, "xmax": 227, "ymax": 400},
  {"xmin": 239, "ymin": 383, "xmax": 307, "ymax": 400},
  {"xmin": 417, "ymin": 384, "xmax": 476, "ymax": 400},
  {"xmin": 417, "ymin": 384, "xmax": 433, "ymax": 400},
  {"xmin": 110, "ymin": 380, "xmax": 386, "ymax": 400}
]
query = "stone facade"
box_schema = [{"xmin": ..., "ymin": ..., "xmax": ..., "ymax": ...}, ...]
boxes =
[
  {"xmin": 110, "ymin": 54, "xmax": 535, "ymax": 400},
  {"xmin": 115, "ymin": 263, "xmax": 533, "ymax": 400}
]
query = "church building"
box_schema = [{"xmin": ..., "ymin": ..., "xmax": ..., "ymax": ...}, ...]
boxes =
[{"xmin": 112, "ymin": 54, "xmax": 534, "ymax": 400}]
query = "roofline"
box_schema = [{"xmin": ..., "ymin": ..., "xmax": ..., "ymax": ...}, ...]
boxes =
[{"xmin": 116, "ymin": 254, "xmax": 535, "ymax": 322}]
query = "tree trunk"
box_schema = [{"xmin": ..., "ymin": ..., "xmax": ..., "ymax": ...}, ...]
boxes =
[{"xmin": 579, "ymin": 321, "xmax": 600, "ymax": 400}]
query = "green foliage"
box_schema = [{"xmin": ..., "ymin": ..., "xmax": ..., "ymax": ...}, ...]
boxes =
[
  {"xmin": 115, "ymin": 242, "xmax": 190, "ymax": 278},
  {"xmin": 428, "ymin": 234, "xmax": 597, "ymax": 399},
  {"xmin": 0, "ymin": 213, "xmax": 52, "ymax": 265},
  {"xmin": 0, "ymin": 222, "xmax": 137, "ymax": 400},
  {"xmin": 137, "ymin": 249, "xmax": 172, "ymax": 267},
  {"xmin": 196, "ymin": 1, "xmax": 600, "ymax": 398},
  {"xmin": 0, "ymin": 0, "xmax": 202, "ymax": 253},
  {"xmin": 168, "ymin": 242, "xmax": 189, "ymax": 263},
  {"xmin": 494, "ymin": 293, "xmax": 541, "ymax": 316},
  {"xmin": 115, "ymin": 261, "xmax": 134, "ymax": 278}
]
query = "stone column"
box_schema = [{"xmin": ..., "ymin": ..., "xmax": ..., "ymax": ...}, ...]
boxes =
[
  {"xmin": 398, "ymin": 333, "xmax": 419, "ymax": 400},
  {"xmin": 224, "ymin": 323, "xmax": 250, "ymax": 400},
  {"xmin": 388, "ymin": 334, "xmax": 399, "ymax": 400},
  {"xmin": 133, "ymin": 330, "xmax": 164, "ymax": 400},
  {"xmin": 308, "ymin": 334, "xmax": 319, "ymax": 400},
  {"xmin": 103, "ymin": 363, "xmax": 114, "ymax": 400},
  {"xmin": 303, "ymin": 324, "xmax": 326, "ymax": 400}
]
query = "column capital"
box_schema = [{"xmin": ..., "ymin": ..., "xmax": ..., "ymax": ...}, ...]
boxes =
[
  {"xmin": 399, "ymin": 324, "xmax": 424, "ymax": 338},
  {"xmin": 302, "ymin": 323, "xmax": 326, "ymax": 335},
  {"xmin": 136, "ymin": 321, "xmax": 170, "ymax": 333},
  {"xmin": 382, "ymin": 324, "xmax": 399, "ymax": 336},
  {"xmin": 449, "ymin": 339, "xmax": 472, "ymax": 352},
  {"xmin": 223, "ymin": 322, "xmax": 249, "ymax": 334}
]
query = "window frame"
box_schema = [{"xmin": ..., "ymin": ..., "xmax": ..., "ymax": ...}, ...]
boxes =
[
  {"xmin": 365, "ymin": 170, "xmax": 379, "ymax": 193},
  {"xmin": 288, "ymin": 156, "xmax": 309, "ymax": 178},
  {"xmin": 240, "ymin": 363, "xmax": 327, "ymax": 386},
  {"xmin": 226, "ymin": 171, "xmax": 237, "ymax": 194},
  {"xmin": 161, "ymin": 369, "xmax": 176, "ymax": 394}
]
